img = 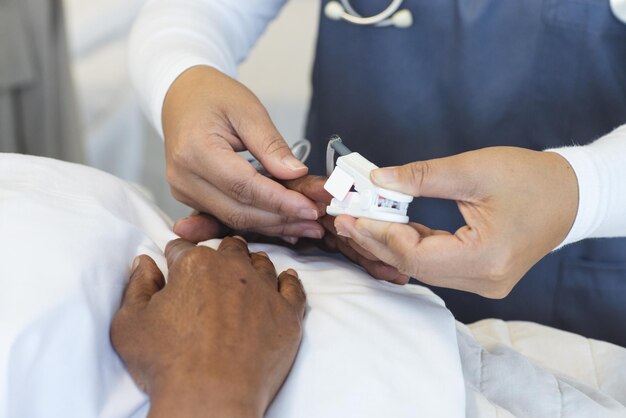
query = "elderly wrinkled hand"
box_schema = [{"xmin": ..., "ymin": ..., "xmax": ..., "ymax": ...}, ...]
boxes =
[
  {"xmin": 334, "ymin": 147, "xmax": 579, "ymax": 298},
  {"xmin": 110, "ymin": 237, "xmax": 306, "ymax": 418}
]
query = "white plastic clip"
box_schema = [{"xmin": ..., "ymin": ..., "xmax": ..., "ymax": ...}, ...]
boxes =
[{"xmin": 324, "ymin": 137, "xmax": 413, "ymax": 223}]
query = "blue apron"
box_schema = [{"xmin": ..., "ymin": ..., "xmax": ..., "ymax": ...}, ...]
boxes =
[{"xmin": 306, "ymin": 0, "xmax": 626, "ymax": 346}]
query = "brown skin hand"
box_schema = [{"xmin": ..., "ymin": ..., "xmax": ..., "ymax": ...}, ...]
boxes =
[{"xmin": 110, "ymin": 237, "xmax": 306, "ymax": 418}]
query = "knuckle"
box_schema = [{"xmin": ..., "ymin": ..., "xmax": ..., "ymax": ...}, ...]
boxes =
[
  {"xmin": 165, "ymin": 165, "xmax": 180, "ymax": 189},
  {"xmin": 109, "ymin": 311, "xmax": 128, "ymax": 350},
  {"xmin": 168, "ymin": 141, "xmax": 191, "ymax": 167},
  {"xmin": 273, "ymin": 196, "xmax": 286, "ymax": 216},
  {"xmin": 225, "ymin": 210, "xmax": 253, "ymax": 230},
  {"xmin": 397, "ymin": 259, "xmax": 419, "ymax": 279},
  {"xmin": 260, "ymin": 135, "xmax": 288, "ymax": 157},
  {"xmin": 177, "ymin": 246, "xmax": 212, "ymax": 271},
  {"xmin": 407, "ymin": 161, "xmax": 431, "ymax": 193},
  {"xmin": 387, "ymin": 224, "xmax": 413, "ymax": 248},
  {"xmin": 228, "ymin": 176, "xmax": 255, "ymax": 205},
  {"xmin": 187, "ymin": 246, "xmax": 213, "ymax": 262},
  {"xmin": 169, "ymin": 186, "xmax": 186, "ymax": 203}
]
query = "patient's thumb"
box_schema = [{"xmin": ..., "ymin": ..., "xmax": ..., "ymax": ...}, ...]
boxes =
[
  {"xmin": 370, "ymin": 156, "xmax": 476, "ymax": 201},
  {"xmin": 122, "ymin": 256, "xmax": 165, "ymax": 309}
]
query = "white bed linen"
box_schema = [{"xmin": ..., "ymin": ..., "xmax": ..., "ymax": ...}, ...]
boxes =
[
  {"xmin": 1, "ymin": 154, "xmax": 625, "ymax": 417},
  {"xmin": 460, "ymin": 321, "xmax": 626, "ymax": 417},
  {"xmin": 0, "ymin": 154, "xmax": 464, "ymax": 417}
]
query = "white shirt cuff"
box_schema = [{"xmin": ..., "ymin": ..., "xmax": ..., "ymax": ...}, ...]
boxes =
[
  {"xmin": 546, "ymin": 124, "xmax": 626, "ymax": 249},
  {"xmin": 545, "ymin": 146, "xmax": 602, "ymax": 249}
]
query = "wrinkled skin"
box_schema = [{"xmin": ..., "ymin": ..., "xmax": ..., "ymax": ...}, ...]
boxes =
[{"xmin": 110, "ymin": 237, "xmax": 306, "ymax": 418}]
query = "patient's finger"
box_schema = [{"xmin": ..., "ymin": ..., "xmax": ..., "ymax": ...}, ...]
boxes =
[
  {"xmin": 254, "ymin": 221, "xmax": 324, "ymax": 240},
  {"xmin": 322, "ymin": 215, "xmax": 377, "ymax": 260},
  {"xmin": 251, "ymin": 252, "xmax": 278, "ymax": 286},
  {"xmin": 321, "ymin": 233, "xmax": 339, "ymax": 252},
  {"xmin": 336, "ymin": 239, "xmax": 408, "ymax": 283},
  {"xmin": 165, "ymin": 239, "xmax": 198, "ymax": 268},
  {"xmin": 283, "ymin": 176, "xmax": 333, "ymax": 210},
  {"xmin": 173, "ymin": 212, "xmax": 229, "ymax": 243},
  {"xmin": 322, "ymin": 215, "xmax": 376, "ymax": 259},
  {"xmin": 173, "ymin": 179, "xmax": 321, "ymax": 234},
  {"xmin": 336, "ymin": 216, "xmax": 421, "ymax": 274},
  {"xmin": 122, "ymin": 255, "xmax": 165, "ymax": 309},
  {"xmin": 278, "ymin": 269, "xmax": 306, "ymax": 318},
  {"xmin": 346, "ymin": 238, "xmax": 379, "ymax": 262},
  {"xmin": 218, "ymin": 236, "xmax": 251, "ymax": 259}
]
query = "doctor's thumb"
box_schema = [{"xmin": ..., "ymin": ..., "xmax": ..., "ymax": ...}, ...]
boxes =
[
  {"xmin": 370, "ymin": 156, "xmax": 477, "ymax": 201},
  {"xmin": 238, "ymin": 110, "xmax": 308, "ymax": 180}
]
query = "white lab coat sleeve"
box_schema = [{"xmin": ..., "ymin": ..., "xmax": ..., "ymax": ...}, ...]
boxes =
[
  {"xmin": 547, "ymin": 124, "xmax": 626, "ymax": 249},
  {"xmin": 128, "ymin": 0, "xmax": 288, "ymax": 137}
]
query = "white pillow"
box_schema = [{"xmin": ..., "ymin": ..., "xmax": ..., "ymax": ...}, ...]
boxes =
[{"xmin": 0, "ymin": 154, "xmax": 465, "ymax": 418}]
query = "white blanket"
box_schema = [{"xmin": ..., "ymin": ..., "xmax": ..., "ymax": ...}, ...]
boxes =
[{"xmin": 0, "ymin": 154, "xmax": 625, "ymax": 417}]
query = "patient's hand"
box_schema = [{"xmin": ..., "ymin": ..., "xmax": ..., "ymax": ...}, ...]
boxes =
[
  {"xmin": 334, "ymin": 147, "xmax": 578, "ymax": 299},
  {"xmin": 173, "ymin": 176, "xmax": 407, "ymax": 283},
  {"xmin": 285, "ymin": 176, "xmax": 409, "ymax": 284},
  {"xmin": 110, "ymin": 237, "xmax": 306, "ymax": 418}
]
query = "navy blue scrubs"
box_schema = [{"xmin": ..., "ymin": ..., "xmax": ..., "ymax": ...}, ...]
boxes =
[{"xmin": 305, "ymin": 0, "xmax": 626, "ymax": 346}]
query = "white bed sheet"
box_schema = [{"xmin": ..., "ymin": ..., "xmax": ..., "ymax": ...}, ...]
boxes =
[
  {"xmin": 0, "ymin": 154, "xmax": 464, "ymax": 418},
  {"xmin": 1, "ymin": 154, "xmax": 625, "ymax": 417}
]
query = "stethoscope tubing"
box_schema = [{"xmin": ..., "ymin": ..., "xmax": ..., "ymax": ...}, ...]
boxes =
[{"xmin": 339, "ymin": 0, "xmax": 403, "ymax": 26}]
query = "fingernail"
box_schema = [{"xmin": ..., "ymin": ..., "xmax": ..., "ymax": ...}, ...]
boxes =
[
  {"xmin": 303, "ymin": 229, "xmax": 323, "ymax": 239},
  {"xmin": 334, "ymin": 220, "xmax": 350, "ymax": 238},
  {"xmin": 335, "ymin": 225, "xmax": 351, "ymax": 238},
  {"xmin": 298, "ymin": 209, "xmax": 319, "ymax": 221},
  {"xmin": 371, "ymin": 168, "xmax": 398, "ymax": 186},
  {"xmin": 396, "ymin": 274, "xmax": 410, "ymax": 284},
  {"xmin": 282, "ymin": 156, "xmax": 308, "ymax": 172},
  {"xmin": 131, "ymin": 256, "xmax": 141, "ymax": 272},
  {"xmin": 172, "ymin": 217, "xmax": 188, "ymax": 232},
  {"xmin": 286, "ymin": 268, "xmax": 299, "ymax": 277},
  {"xmin": 282, "ymin": 237, "xmax": 298, "ymax": 245},
  {"xmin": 256, "ymin": 251, "xmax": 269, "ymax": 258},
  {"xmin": 233, "ymin": 236, "xmax": 247, "ymax": 243}
]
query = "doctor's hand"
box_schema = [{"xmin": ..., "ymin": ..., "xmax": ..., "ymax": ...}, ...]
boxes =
[
  {"xmin": 172, "ymin": 175, "xmax": 407, "ymax": 282},
  {"xmin": 163, "ymin": 65, "xmax": 323, "ymax": 239},
  {"xmin": 110, "ymin": 237, "xmax": 306, "ymax": 418},
  {"xmin": 334, "ymin": 147, "xmax": 579, "ymax": 298}
]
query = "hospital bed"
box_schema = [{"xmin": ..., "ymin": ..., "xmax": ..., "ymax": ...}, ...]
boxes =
[{"xmin": 1, "ymin": 153, "xmax": 625, "ymax": 418}]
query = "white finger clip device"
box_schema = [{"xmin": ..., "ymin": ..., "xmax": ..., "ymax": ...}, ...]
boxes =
[{"xmin": 324, "ymin": 135, "xmax": 413, "ymax": 223}]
